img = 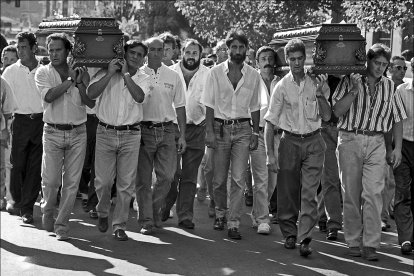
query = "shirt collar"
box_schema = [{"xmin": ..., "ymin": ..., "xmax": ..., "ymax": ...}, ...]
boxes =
[
  {"xmin": 223, "ymin": 60, "xmax": 247, "ymax": 74},
  {"xmin": 16, "ymin": 59, "xmax": 40, "ymax": 70}
]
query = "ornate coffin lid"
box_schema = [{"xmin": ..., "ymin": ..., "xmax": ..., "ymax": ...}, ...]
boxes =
[
  {"xmin": 269, "ymin": 24, "xmax": 322, "ymax": 46},
  {"xmin": 36, "ymin": 17, "xmax": 122, "ymax": 36}
]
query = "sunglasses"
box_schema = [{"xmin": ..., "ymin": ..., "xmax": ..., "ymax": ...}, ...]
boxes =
[{"xmin": 393, "ymin": 65, "xmax": 408, "ymax": 71}]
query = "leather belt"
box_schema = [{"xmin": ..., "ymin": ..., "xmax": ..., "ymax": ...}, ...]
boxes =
[
  {"xmin": 87, "ymin": 114, "xmax": 97, "ymax": 118},
  {"xmin": 214, "ymin": 118, "xmax": 250, "ymax": 125},
  {"xmin": 342, "ymin": 129, "xmax": 383, "ymax": 136},
  {"xmin": 258, "ymin": 127, "xmax": 283, "ymax": 136},
  {"xmin": 46, "ymin": 123, "xmax": 84, "ymax": 131},
  {"xmin": 322, "ymin": 121, "xmax": 337, "ymax": 127},
  {"xmin": 15, "ymin": 113, "xmax": 43, "ymax": 120},
  {"xmin": 99, "ymin": 121, "xmax": 140, "ymax": 131},
  {"xmin": 283, "ymin": 129, "xmax": 320, "ymax": 139},
  {"xmin": 141, "ymin": 121, "xmax": 173, "ymax": 128}
]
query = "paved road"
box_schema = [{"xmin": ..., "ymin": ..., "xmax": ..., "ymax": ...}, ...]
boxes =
[{"xmin": 1, "ymin": 197, "xmax": 413, "ymax": 276}]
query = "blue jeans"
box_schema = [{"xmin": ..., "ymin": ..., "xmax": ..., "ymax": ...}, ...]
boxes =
[
  {"xmin": 94, "ymin": 124, "xmax": 141, "ymax": 232},
  {"xmin": 318, "ymin": 124, "xmax": 342, "ymax": 230},
  {"xmin": 41, "ymin": 124, "xmax": 86, "ymax": 233},
  {"xmin": 213, "ymin": 120, "xmax": 251, "ymax": 228},
  {"xmin": 136, "ymin": 124, "xmax": 177, "ymax": 227},
  {"xmin": 277, "ymin": 132, "xmax": 326, "ymax": 243},
  {"xmin": 337, "ymin": 131, "xmax": 385, "ymax": 248}
]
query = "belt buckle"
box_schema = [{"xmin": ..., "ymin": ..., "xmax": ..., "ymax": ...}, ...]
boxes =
[
  {"xmin": 29, "ymin": 113, "xmax": 35, "ymax": 119},
  {"xmin": 300, "ymin": 133, "xmax": 305, "ymax": 139}
]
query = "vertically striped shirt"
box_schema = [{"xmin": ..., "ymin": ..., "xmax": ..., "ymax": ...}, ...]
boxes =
[{"xmin": 332, "ymin": 75, "xmax": 407, "ymax": 132}]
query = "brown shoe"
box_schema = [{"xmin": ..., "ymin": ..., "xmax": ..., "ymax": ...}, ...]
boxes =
[
  {"xmin": 284, "ymin": 236, "xmax": 297, "ymax": 249},
  {"xmin": 98, "ymin": 216, "xmax": 108, "ymax": 232},
  {"xmin": 348, "ymin": 247, "xmax": 361, "ymax": 257}
]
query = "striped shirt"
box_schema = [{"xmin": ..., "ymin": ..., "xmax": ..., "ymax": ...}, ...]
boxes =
[
  {"xmin": 396, "ymin": 81, "xmax": 413, "ymax": 141},
  {"xmin": 332, "ymin": 75, "xmax": 407, "ymax": 132}
]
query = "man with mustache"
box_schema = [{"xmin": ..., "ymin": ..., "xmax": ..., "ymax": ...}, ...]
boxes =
[
  {"xmin": 248, "ymin": 46, "xmax": 280, "ymax": 235},
  {"xmin": 162, "ymin": 39, "xmax": 209, "ymax": 229},
  {"xmin": 87, "ymin": 40, "xmax": 149, "ymax": 241},
  {"xmin": 264, "ymin": 38, "xmax": 331, "ymax": 257},
  {"xmin": 202, "ymin": 30, "xmax": 261, "ymax": 240},
  {"xmin": 333, "ymin": 43, "xmax": 407, "ymax": 260}
]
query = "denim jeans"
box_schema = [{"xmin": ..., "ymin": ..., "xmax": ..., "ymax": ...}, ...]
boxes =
[
  {"xmin": 213, "ymin": 120, "xmax": 251, "ymax": 228},
  {"xmin": 136, "ymin": 124, "xmax": 177, "ymax": 227},
  {"xmin": 337, "ymin": 131, "xmax": 385, "ymax": 248},
  {"xmin": 41, "ymin": 124, "xmax": 86, "ymax": 233},
  {"xmin": 277, "ymin": 132, "xmax": 326, "ymax": 242},
  {"xmin": 164, "ymin": 124, "xmax": 205, "ymax": 222},
  {"xmin": 249, "ymin": 132, "xmax": 270, "ymax": 224},
  {"xmin": 94, "ymin": 124, "xmax": 141, "ymax": 232},
  {"xmin": 393, "ymin": 139, "xmax": 414, "ymax": 244},
  {"xmin": 10, "ymin": 115, "xmax": 43, "ymax": 215},
  {"xmin": 318, "ymin": 124, "xmax": 342, "ymax": 230}
]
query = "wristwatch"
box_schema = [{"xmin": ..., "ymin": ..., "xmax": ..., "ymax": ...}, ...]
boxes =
[{"xmin": 67, "ymin": 76, "xmax": 74, "ymax": 83}]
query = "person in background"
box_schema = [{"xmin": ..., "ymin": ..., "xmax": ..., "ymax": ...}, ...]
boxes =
[
  {"xmin": 392, "ymin": 57, "xmax": 414, "ymax": 255},
  {"xmin": 159, "ymin": 32, "xmax": 176, "ymax": 66},
  {"xmin": 2, "ymin": 32, "xmax": 43, "ymax": 223},
  {"xmin": 333, "ymin": 43, "xmax": 407, "ymax": 261},
  {"xmin": 1, "ymin": 45, "xmax": 18, "ymax": 75},
  {"xmin": 248, "ymin": 46, "xmax": 280, "ymax": 235}
]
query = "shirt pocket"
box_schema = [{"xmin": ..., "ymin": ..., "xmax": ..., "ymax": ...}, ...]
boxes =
[{"xmin": 305, "ymin": 97, "xmax": 318, "ymax": 121}]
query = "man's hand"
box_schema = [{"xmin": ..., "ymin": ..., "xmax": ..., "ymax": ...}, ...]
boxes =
[
  {"xmin": 75, "ymin": 66, "xmax": 88, "ymax": 84},
  {"xmin": 120, "ymin": 58, "xmax": 128, "ymax": 75},
  {"xmin": 250, "ymin": 134, "xmax": 258, "ymax": 150},
  {"xmin": 107, "ymin": 59, "xmax": 121, "ymax": 77},
  {"xmin": 314, "ymin": 73, "xmax": 328, "ymax": 96},
  {"xmin": 266, "ymin": 153, "xmax": 279, "ymax": 173},
  {"xmin": 349, "ymin": 73, "xmax": 362, "ymax": 93},
  {"xmin": 205, "ymin": 131, "xmax": 216, "ymax": 149},
  {"xmin": 177, "ymin": 136, "xmax": 187, "ymax": 155},
  {"xmin": 387, "ymin": 148, "xmax": 402, "ymax": 169}
]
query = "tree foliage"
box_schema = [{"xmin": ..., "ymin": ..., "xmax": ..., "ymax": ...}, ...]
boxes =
[
  {"xmin": 175, "ymin": 0, "xmax": 332, "ymax": 48},
  {"xmin": 343, "ymin": 0, "xmax": 413, "ymax": 32}
]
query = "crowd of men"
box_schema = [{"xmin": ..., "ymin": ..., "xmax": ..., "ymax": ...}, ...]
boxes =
[{"xmin": 0, "ymin": 29, "xmax": 413, "ymax": 261}]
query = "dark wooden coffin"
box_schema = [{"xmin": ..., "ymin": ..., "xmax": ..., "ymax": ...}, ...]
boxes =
[
  {"xmin": 269, "ymin": 23, "xmax": 367, "ymax": 77},
  {"xmin": 36, "ymin": 17, "xmax": 124, "ymax": 68}
]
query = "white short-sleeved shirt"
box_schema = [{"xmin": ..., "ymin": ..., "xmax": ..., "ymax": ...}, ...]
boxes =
[
  {"xmin": 141, "ymin": 64, "xmax": 186, "ymax": 122},
  {"xmin": 2, "ymin": 60, "xmax": 42, "ymax": 114},
  {"xmin": 258, "ymin": 74, "xmax": 280, "ymax": 128},
  {"xmin": 170, "ymin": 62, "xmax": 209, "ymax": 125},
  {"xmin": 35, "ymin": 64, "xmax": 86, "ymax": 125},
  {"xmin": 201, "ymin": 60, "xmax": 261, "ymax": 119}
]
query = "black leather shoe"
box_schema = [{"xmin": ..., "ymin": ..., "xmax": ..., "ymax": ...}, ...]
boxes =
[
  {"xmin": 22, "ymin": 213, "xmax": 34, "ymax": 224},
  {"xmin": 299, "ymin": 237, "xmax": 313, "ymax": 257},
  {"xmin": 228, "ymin": 227, "xmax": 242, "ymax": 240},
  {"xmin": 327, "ymin": 229, "xmax": 338, "ymax": 241},
  {"xmin": 284, "ymin": 236, "xmax": 297, "ymax": 249},
  {"xmin": 98, "ymin": 217, "xmax": 108, "ymax": 232},
  {"xmin": 114, "ymin": 229, "xmax": 128, "ymax": 241},
  {"xmin": 178, "ymin": 219, "xmax": 195, "ymax": 229},
  {"xmin": 401, "ymin": 242, "xmax": 412, "ymax": 255},
  {"xmin": 213, "ymin": 217, "xmax": 226, "ymax": 231}
]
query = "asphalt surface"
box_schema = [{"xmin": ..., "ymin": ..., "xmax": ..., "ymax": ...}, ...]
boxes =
[{"xmin": 1, "ymin": 196, "xmax": 413, "ymax": 276}]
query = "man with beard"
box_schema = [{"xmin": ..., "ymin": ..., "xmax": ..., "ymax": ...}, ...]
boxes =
[
  {"xmin": 2, "ymin": 32, "xmax": 43, "ymax": 222},
  {"xmin": 87, "ymin": 40, "xmax": 149, "ymax": 241},
  {"xmin": 136, "ymin": 37, "xmax": 186, "ymax": 235},
  {"xmin": 333, "ymin": 43, "xmax": 407, "ymax": 260},
  {"xmin": 202, "ymin": 30, "xmax": 261, "ymax": 240},
  {"xmin": 264, "ymin": 38, "xmax": 331, "ymax": 257},
  {"xmin": 162, "ymin": 39, "xmax": 209, "ymax": 229}
]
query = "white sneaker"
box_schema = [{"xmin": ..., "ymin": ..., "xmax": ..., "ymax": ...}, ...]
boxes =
[{"xmin": 257, "ymin": 223, "xmax": 271, "ymax": 235}]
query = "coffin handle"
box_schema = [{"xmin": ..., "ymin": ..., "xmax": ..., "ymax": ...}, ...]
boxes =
[{"xmin": 96, "ymin": 29, "xmax": 104, "ymax": 42}]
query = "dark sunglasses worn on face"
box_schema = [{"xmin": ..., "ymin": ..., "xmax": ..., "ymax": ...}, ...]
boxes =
[{"xmin": 393, "ymin": 65, "xmax": 408, "ymax": 71}]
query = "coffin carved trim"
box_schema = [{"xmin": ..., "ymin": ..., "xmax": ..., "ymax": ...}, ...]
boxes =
[
  {"xmin": 355, "ymin": 42, "xmax": 367, "ymax": 64},
  {"xmin": 312, "ymin": 42, "xmax": 327, "ymax": 64},
  {"xmin": 78, "ymin": 20, "xmax": 117, "ymax": 28},
  {"xmin": 113, "ymin": 37, "xmax": 124, "ymax": 59},
  {"xmin": 73, "ymin": 37, "xmax": 86, "ymax": 57}
]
